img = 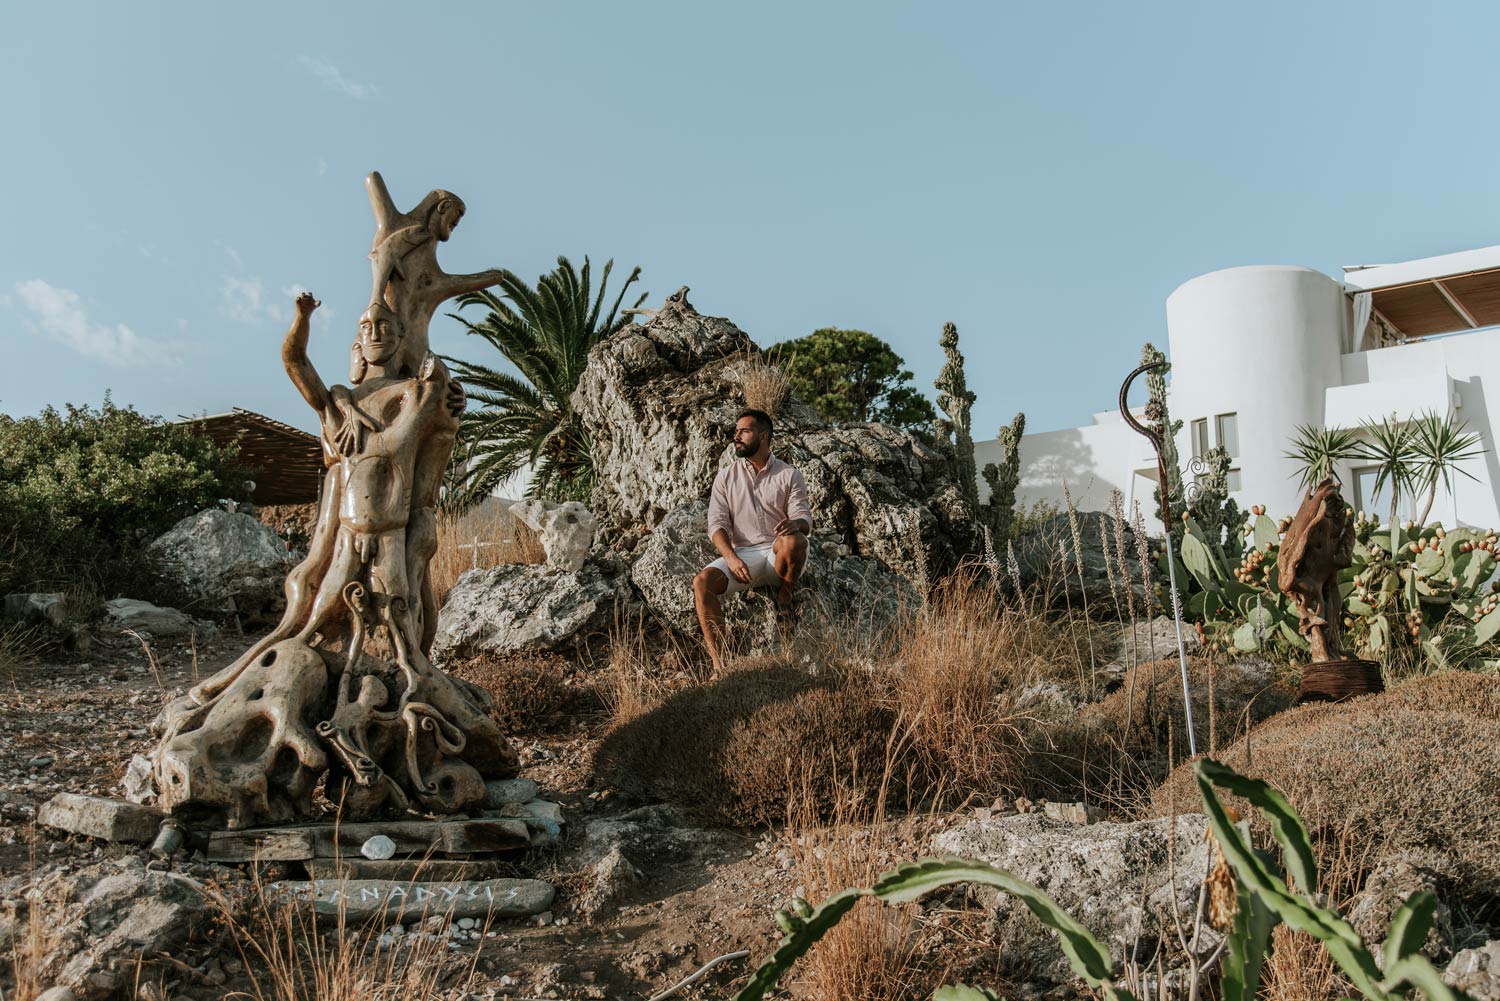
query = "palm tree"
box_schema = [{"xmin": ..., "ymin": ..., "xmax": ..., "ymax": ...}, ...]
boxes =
[
  {"xmin": 1354, "ymin": 415, "xmax": 1421, "ymax": 541},
  {"xmin": 1409, "ymin": 410, "xmax": 1485, "ymax": 527},
  {"xmin": 1284, "ymin": 424, "xmax": 1362, "ymax": 491},
  {"xmin": 443, "ymin": 256, "xmax": 646, "ymax": 508}
]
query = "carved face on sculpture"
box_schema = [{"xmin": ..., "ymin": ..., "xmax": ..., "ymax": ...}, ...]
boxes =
[
  {"xmin": 431, "ymin": 194, "xmax": 465, "ymax": 242},
  {"xmin": 357, "ymin": 303, "xmax": 403, "ymax": 366}
]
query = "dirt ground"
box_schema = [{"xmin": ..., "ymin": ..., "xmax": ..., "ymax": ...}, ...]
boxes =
[{"xmin": 0, "ymin": 632, "xmax": 990, "ymax": 1000}]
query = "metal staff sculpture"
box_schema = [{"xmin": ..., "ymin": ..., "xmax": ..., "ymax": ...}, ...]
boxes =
[{"xmin": 1118, "ymin": 360, "xmax": 1198, "ymax": 757}]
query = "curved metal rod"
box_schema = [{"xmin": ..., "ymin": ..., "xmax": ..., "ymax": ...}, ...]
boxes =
[{"xmin": 1117, "ymin": 357, "xmax": 1199, "ymax": 758}]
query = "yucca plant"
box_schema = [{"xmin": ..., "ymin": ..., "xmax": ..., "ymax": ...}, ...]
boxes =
[
  {"xmin": 1355, "ymin": 415, "xmax": 1421, "ymax": 549},
  {"xmin": 1410, "ymin": 411, "xmax": 1485, "ymax": 527},
  {"xmin": 1285, "ymin": 424, "xmax": 1362, "ymax": 491},
  {"xmin": 443, "ymin": 256, "xmax": 646, "ymax": 508}
]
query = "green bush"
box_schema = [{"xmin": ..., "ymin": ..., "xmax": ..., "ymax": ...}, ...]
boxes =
[{"xmin": 0, "ymin": 399, "xmax": 247, "ymax": 597}]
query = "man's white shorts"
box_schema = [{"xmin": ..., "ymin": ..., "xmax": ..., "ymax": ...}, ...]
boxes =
[{"xmin": 704, "ymin": 542, "xmax": 804, "ymax": 596}]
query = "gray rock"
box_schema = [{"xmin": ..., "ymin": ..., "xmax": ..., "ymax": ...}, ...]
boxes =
[
  {"xmin": 1448, "ymin": 941, "xmax": 1500, "ymax": 1000},
  {"xmin": 930, "ymin": 812, "xmax": 1210, "ymax": 982},
  {"xmin": 37, "ymin": 793, "xmax": 163, "ymax": 843},
  {"xmin": 484, "ymin": 777, "xmax": 539, "ymax": 807},
  {"xmin": 146, "ymin": 508, "xmax": 292, "ymax": 623},
  {"xmin": 360, "ymin": 835, "xmax": 397, "ymax": 861},
  {"xmin": 276, "ymin": 877, "xmax": 555, "ymax": 923},
  {"xmin": 631, "ymin": 501, "xmax": 914, "ymax": 653},
  {"xmin": 572, "ymin": 295, "xmax": 981, "ymax": 582},
  {"xmin": 120, "ymin": 754, "xmax": 155, "ymax": 805},
  {"xmin": 510, "ymin": 499, "xmax": 597, "ymax": 572},
  {"xmin": 3, "ymin": 592, "xmax": 67, "ymax": 629},
  {"xmin": 431, "ymin": 556, "xmax": 637, "ymax": 659},
  {"xmin": 579, "ymin": 803, "xmax": 736, "ymax": 869},
  {"xmin": 19, "ymin": 862, "xmax": 210, "ymax": 1000},
  {"xmin": 103, "ymin": 598, "xmax": 194, "ymax": 639},
  {"xmin": 1011, "ymin": 512, "xmax": 1156, "ymax": 608},
  {"xmin": 1348, "ymin": 859, "xmax": 1454, "ymax": 969},
  {"xmin": 579, "ymin": 846, "xmax": 645, "ymax": 920},
  {"xmin": 36, "ymin": 988, "xmax": 80, "ymax": 1001},
  {"xmin": 1117, "ymin": 615, "xmax": 1204, "ymax": 662}
]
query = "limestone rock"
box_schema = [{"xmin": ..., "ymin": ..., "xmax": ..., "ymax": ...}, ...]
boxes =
[
  {"xmin": 1011, "ymin": 511, "xmax": 1156, "ymax": 607},
  {"xmin": 432, "ymin": 556, "xmax": 637, "ymax": 659},
  {"xmin": 484, "ymin": 777, "xmax": 539, "ymax": 807},
  {"xmin": 510, "ymin": 499, "xmax": 597, "ymax": 572},
  {"xmin": 1118, "ymin": 615, "xmax": 1204, "ymax": 661},
  {"xmin": 572, "ymin": 297, "xmax": 981, "ymax": 581},
  {"xmin": 18, "ymin": 860, "xmax": 211, "ymax": 1001},
  {"xmin": 1348, "ymin": 858, "xmax": 1455, "ymax": 968},
  {"xmin": 38, "ymin": 793, "xmax": 163, "ymax": 843},
  {"xmin": 103, "ymin": 598, "xmax": 195, "ymax": 639},
  {"xmin": 930, "ymin": 812, "xmax": 1210, "ymax": 982},
  {"xmin": 146, "ymin": 508, "xmax": 292, "ymax": 623},
  {"xmin": 1448, "ymin": 941, "xmax": 1500, "ymax": 1001},
  {"xmin": 3, "ymin": 592, "xmax": 67, "ymax": 629},
  {"xmin": 631, "ymin": 501, "xmax": 914, "ymax": 653},
  {"xmin": 579, "ymin": 845, "xmax": 645, "ymax": 920}
]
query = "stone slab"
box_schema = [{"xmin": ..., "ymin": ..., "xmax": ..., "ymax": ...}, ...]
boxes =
[
  {"xmin": 304, "ymin": 858, "xmax": 515, "ymax": 882},
  {"xmin": 206, "ymin": 817, "xmax": 531, "ymax": 862},
  {"xmin": 37, "ymin": 793, "xmax": 163, "ymax": 843},
  {"xmin": 274, "ymin": 877, "xmax": 555, "ymax": 923}
]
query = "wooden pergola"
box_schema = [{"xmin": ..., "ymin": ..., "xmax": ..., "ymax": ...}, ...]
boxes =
[
  {"xmin": 181, "ymin": 409, "xmax": 325, "ymax": 505},
  {"xmin": 1347, "ymin": 245, "xmax": 1500, "ymax": 339}
]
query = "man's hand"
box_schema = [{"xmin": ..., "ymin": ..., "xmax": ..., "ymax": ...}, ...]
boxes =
[
  {"xmin": 295, "ymin": 291, "xmax": 320, "ymax": 317},
  {"xmin": 725, "ymin": 554, "xmax": 752, "ymax": 583},
  {"xmin": 773, "ymin": 518, "xmax": 808, "ymax": 538}
]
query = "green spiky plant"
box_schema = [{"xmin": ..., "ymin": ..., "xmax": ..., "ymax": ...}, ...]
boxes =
[
  {"xmin": 1285, "ymin": 423, "xmax": 1362, "ymax": 492},
  {"xmin": 935, "ymin": 322, "xmax": 979, "ymax": 512},
  {"xmin": 1410, "ymin": 411, "xmax": 1485, "ymax": 528},
  {"xmin": 733, "ymin": 759, "xmax": 1472, "ymax": 1001},
  {"xmin": 981, "ymin": 411, "xmax": 1025, "ymax": 540},
  {"xmin": 1355, "ymin": 415, "xmax": 1421, "ymax": 550},
  {"xmin": 443, "ymin": 256, "xmax": 646, "ymax": 508}
]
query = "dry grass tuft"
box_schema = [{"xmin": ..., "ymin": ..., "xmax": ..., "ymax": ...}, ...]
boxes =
[
  {"xmin": 1151, "ymin": 678, "xmax": 1500, "ymax": 893},
  {"xmin": 737, "ymin": 344, "xmax": 793, "ymax": 417},
  {"xmin": 448, "ymin": 651, "xmax": 578, "ymax": 735},
  {"xmin": 783, "ymin": 760, "xmax": 937, "ymax": 1001},
  {"xmin": 598, "ymin": 612, "xmax": 697, "ymax": 727},
  {"xmin": 431, "ymin": 506, "xmax": 545, "ymax": 605},
  {"xmin": 203, "ymin": 865, "xmax": 484, "ymax": 1001}
]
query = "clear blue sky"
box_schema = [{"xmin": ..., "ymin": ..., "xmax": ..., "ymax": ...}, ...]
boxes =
[{"xmin": 5, "ymin": 2, "xmax": 1498, "ymax": 439}]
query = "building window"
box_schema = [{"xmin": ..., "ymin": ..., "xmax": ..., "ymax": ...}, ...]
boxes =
[
  {"xmin": 1353, "ymin": 465, "xmax": 1394, "ymax": 520},
  {"xmin": 1227, "ymin": 469, "xmax": 1242, "ymax": 492},
  {"xmin": 1215, "ymin": 412, "xmax": 1239, "ymax": 458},
  {"xmin": 1191, "ymin": 418, "xmax": 1209, "ymax": 459}
]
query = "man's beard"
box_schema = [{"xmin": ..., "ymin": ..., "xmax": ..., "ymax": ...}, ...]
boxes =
[{"xmin": 733, "ymin": 440, "xmax": 756, "ymax": 457}]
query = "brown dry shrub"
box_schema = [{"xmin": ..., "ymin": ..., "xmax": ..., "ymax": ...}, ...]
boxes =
[
  {"xmin": 1036, "ymin": 657, "xmax": 1295, "ymax": 806},
  {"xmin": 1367, "ymin": 669, "xmax": 1500, "ymax": 720},
  {"xmin": 592, "ymin": 660, "xmax": 898, "ymax": 826},
  {"xmin": 1150, "ymin": 696, "xmax": 1500, "ymax": 893},
  {"xmin": 448, "ymin": 652, "xmax": 578, "ymax": 735},
  {"xmin": 257, "ymin": 502, "xmax": 318, "ymax": 551}
]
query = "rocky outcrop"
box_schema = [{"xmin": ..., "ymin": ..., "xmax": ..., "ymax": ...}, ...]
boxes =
[
  {"xmin": 930, "ymin": 812, "xmax": 1210, "ymax": 982},
  {"xmin": 510, "ymin": 499, "xmax": 597, "ymax": 572},
  {"xmin": 1448, "ymin": 941, "xmax": 1500, "ymax": 1000},
  {"xmin": 146, "ymin": 509, "xmax": 292, "ymax": 623},
  {"xmin": 630, "ymin": 502, "xmax": 914, "ymax": 654},
  {"xmin": 432, "ymin": 555, "xmax": 637, "ymax": 660},
  {"xmin": 103, "ymin": 598, "xmax": 196, "ymax": 639},
  {"xmin": 572, "ymin": 295, "xmax": 980, "ymax": 582}
]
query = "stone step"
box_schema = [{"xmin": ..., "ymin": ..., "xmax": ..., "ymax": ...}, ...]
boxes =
[
  {"xmin": 38, "ymin": 793, "xmax": 164, "ymax": 844},
  {"xmin": 274, "ymin": 876, "xmax": 555, "ymax": 923},
  {"xmin": 206, "ymin": 817, "xmax": 531, "ymax": 862},
  {"xmin": 303, "ymin": 857, "xmax": 515, "ymax": 882}
]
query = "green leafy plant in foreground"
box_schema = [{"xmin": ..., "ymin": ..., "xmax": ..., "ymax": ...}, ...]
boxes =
[{"xmin": 733, "ymin": 758, "xmax": 1471, "ymax": 1001}]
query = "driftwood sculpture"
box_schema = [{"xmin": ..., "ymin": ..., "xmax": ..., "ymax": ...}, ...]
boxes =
[
  {"xmin": 151, "ymin": 174, "xmax": 518, "ymax": 829},
  {"xmin": 1277, "ymin": 477, "xmax": 1382, "ymax": 701}
]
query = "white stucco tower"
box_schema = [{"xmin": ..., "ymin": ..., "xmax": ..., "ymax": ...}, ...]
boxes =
[{"xmin": 1164, "ymin": 265, "xmax": 1348, "ymax": 519}]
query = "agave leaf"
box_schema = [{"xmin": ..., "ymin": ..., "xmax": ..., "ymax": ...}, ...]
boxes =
[
  {"xmin": 1220, "ymin": 882, "xmax": 1277, "ymax": 1001},
  {"xmin": 732, "ymin": 888, "xmax": 866, "ymax": 1001}
]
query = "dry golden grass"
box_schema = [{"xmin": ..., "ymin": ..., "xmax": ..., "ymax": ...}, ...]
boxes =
[
  {"xmin": 783, "ymin": 760, "xmax": 936, "ymax": 1001},
  {"xmin": 431, "ymin": 506, "xmax": 545, "ymax": 605},
  {"xmin": 598, "ymin": 611, "xmax": 697, "ymax": 727},
  {"xmin": 447, "ymin": 651, "xmax": 574, "ymax": 735},
  {"xmin": 736, "ymin": 344, "xmax": 793, "ymax": 417},
  {"xmin": 202, "ymin": 865, "xmax": 484, "ymax": 1001},
  {"xmin": 1260, "ymin": 825, "xmax": 1370, "ymax": 1001}
]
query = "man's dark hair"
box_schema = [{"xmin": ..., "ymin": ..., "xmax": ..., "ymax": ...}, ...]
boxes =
[{"xmin": 737, "ymin": 408, "xmax": 773, "ymax": 434}]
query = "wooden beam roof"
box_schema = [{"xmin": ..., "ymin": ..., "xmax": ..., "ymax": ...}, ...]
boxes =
[{"xmin": 181, "ymin": 409, "xmax": 325, "ymax": 506}]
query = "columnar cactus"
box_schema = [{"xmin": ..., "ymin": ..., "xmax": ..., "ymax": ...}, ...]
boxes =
[
  {"xmin": 981, "ymin": 411, "xmax": 1025, "ymax": 540},
  {"xmin": 935, "ymin": 322, "xmax": 979, "ymax": 512}
]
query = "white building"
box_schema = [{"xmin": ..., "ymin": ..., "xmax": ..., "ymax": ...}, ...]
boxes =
[{"xmin": 979, "ymin": 245, "xmax": 1500, "ymax": 529}]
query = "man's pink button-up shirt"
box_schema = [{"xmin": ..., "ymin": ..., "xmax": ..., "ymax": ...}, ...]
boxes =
[{"xmin": 706, "ymin": 455, "xmax": 814, "ymax": 548}]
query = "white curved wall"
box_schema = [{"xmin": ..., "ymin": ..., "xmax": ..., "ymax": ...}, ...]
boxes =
[{"xmin": 1166, "ymin": 265, "xmax": 1347, "ymax": 519}]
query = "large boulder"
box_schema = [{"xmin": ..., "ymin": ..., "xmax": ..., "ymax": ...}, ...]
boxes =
[
  {"xmin": 572, "ymin": 294, "xmax": 980, "ymax": 582},
  {"xmin": 5, "ymin": 858, "xmax": 214, "ymax": 1000},
  {"xmin": 631, "ymin": 502, "xmax": 913, "ymax": 654},
  {"xmin": 146, "ymin": 508, "xmax": 292, "ymax": 623},
  {"xmin": 510, "ymin": 499, "xmax": 597, "ymax": 572},
  {"xmin": 930, "ymin": 812, "xmax": 1210, "ymax": 983},
  {"xmin": 432, "ymin": 555, "xmax": 638, "ymax": 660}
]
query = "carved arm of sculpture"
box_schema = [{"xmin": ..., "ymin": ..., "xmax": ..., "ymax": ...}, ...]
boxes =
[
  {"xmin": 282, "ymin": 292, "xmax": 335, "ymax": 423},
  {"xmin": 433, "ymin": 267, "xmax": 505, "ymax": 301}
]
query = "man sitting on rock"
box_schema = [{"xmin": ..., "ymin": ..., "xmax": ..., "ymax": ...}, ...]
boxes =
[{"xmin": 693, "ymin": 408, "xmax": 813, "ymax": 673}]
